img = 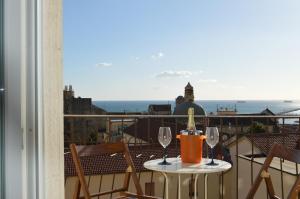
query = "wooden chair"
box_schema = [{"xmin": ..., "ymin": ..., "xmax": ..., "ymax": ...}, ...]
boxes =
[
  {"xmin": 246, "ymin": 143, "xmax": 300, "ymax": 199},
  {"xmin": 70, "ymin": 142, "xmax": 160, "ymax": 199}
]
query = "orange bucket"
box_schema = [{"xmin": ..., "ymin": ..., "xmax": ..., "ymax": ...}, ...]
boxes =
[{"xmin": 176, "ymin": 134, "xmax": 206, "ymax": 163}]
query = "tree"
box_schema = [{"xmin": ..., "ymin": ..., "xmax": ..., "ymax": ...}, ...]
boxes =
[{"xmin": 248, "ymin": 122, "xmax": 266, "ymax": 133}]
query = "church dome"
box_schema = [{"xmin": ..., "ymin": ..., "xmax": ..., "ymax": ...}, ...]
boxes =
[
  {"xmin": 176, "ymin": 96, "xmax": 185, "ymax": 105},
  {"xmin": 173, "ymin": 101, "xmax": 206, "ymax": 115}
]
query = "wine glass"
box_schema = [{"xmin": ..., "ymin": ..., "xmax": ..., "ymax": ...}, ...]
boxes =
[
  {"xmin": 205, "ymin": 127, "xmax": 219, "ymax": 166},
  {"xmin": 158, "ymin": 127, "xmax": 172, "ymax": 165}
]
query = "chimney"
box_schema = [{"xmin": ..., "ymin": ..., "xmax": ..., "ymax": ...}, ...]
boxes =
[
  {"xmin": 69, "ymin": 85, "xmax": 73, "ymax": 91},
  {"xmin": 64, "ymin": 85, "xmax": 68, "ymax": 91}
]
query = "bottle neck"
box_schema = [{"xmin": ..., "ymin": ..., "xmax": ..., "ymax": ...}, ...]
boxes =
[{"xmin": 187, "ymin": 113, "xmax": 195, "ymax": 131}]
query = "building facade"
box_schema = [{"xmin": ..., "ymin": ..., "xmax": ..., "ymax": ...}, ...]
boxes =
[{"xmin": 64, "ymin": 85, "xmax": 107, "ymax": 147}]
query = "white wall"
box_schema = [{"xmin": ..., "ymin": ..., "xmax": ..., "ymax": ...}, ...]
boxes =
[
  {"xmin": 228, "ymin": 136, "xmax": 262, "ymax": 199},
  {"xmin": 65, "ymin": 171, "xmax": 229, "ymax": 199},
  {"xmin": 40, "ymin": 0, "xmax": 64, "ymax": 198}
]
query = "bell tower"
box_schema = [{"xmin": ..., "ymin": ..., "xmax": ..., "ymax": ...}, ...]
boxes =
[{"xmin": 184, "ymin": 82, "xmax": 194, "ymax": 102}]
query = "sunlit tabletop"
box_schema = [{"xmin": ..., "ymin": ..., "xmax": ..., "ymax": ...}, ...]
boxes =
[{"xmin": 144, "ymin": 157, "xmax": 232, "ymax": 174}]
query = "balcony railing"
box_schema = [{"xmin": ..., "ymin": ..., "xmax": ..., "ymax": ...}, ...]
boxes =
[{"xmin": 64, "ymin": 114, "xmax": 300, "ymax": 199}]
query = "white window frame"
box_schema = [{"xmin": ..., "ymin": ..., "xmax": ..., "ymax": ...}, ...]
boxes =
[
  {"xmin": 3, "ymin": 0, "xmax": 64, "ymax": 198},
  {"xmin": 0, "ymin": 0, "xmax": 5, "ymax": 197}
]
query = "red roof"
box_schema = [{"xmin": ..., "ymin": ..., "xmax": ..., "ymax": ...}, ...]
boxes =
[
  {"xmin": 245, "ymin": 133, "xmax": 300, "ymax": 155},
  {"xmin": 65, "ymin": 146, "xmax": 180, "ymax": 177}
]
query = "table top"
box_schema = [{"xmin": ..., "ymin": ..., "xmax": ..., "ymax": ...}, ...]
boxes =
[{"xmin": 144, "ymin": 158, "xmax": 232, "ymax": 174}]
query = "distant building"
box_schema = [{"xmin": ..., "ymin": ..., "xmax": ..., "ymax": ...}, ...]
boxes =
[
  {"xmin": 173, "ymin": 82, "xmax": 206, "ymax": 115},
  {"xmin": 64, "ymin": 85, "xmax": 107, "ymax": 147},
  {"xmin": 148, "ymin": 104, "xmax": 172, "ymax": 115},
  {"xmin": 217, "ymin": 105, "xmax": 237, "ymax": 116}
]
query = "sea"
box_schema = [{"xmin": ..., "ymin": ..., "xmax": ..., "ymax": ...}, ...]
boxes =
[{"xmin": 93, "ymin": 100, "xmax": 300, "ymax": 115}]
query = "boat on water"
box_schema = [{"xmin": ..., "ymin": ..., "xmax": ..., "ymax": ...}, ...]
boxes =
[
  {"xmin": 237, "ymin": 100, "xmax": 246, "ymax": 103},
  {"xmin": 284, "ymin": 100, "xmax": 293, "ymax": 103}
]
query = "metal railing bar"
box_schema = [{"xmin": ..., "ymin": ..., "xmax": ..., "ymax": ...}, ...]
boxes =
[
  {"xmin": 64, "ymin": 114, "xmax": 300, "ymax": 119},
  {"xmin": 97, "ymin": 174, "xmax": 103, "ymax": 199},
  {"xmin": 134, "ymin": 118, "xmax": 137, "ymax": 146},
  {"xmin": 121, "ymin": 118, "xmax": 124, "ymax": 139},
  {"xmin": 251, "ymin": 118, "xmax": 254, "ymax": 186},
  {"xmin": 87, "ymin": 175, "xmax": 91, "ymax": 188},
  {"xmin": 281, "ymin": 117, "xmax": 285, "ymax": 199},
  {"xmin": 221, "ymin": 172, "xmax": 224, "ymax": 199},
  {"xmin": 63, "ymin": 114, "xmax": 300, "ymax": 199},
  {"xmin": 175, "ymin": 118, "xmax": 178, "ymax": 156},
  {"xmin": 235, "ymin": 117, "xmax": 239, "ymax": 199},
  {"xmin": 283, "ymin": 117, "xmax": 286, "ymax": 147},
  {"xmin": 147, "ymin": 118, "xmax": 151, "ymax": 145},
  {"xmin": 220, "ymin": 118, "xmax": 224, "ymax": 199},
  {"xmin": 299, "ymin": 117, "xmax": 300, "ymax": 133},
  {"xmin": 110, "ymin": 173, "xmax": 116, "ymax": 199},
  {"xmin": 163, "ymin": 175, "xmax": 166, "ymax": 199},
  {"xmin": 176, "ymin": 174, "xmax": 179, "ymax": 199},
  {"xmin": 150, "ymin": 171, "xmax": 154, "ymax": 196},
  {"xmin": 218, "ymin": 174, "xmax": 221, "ymax": 199},
  {"xmin": 280, "ymin": 158, "xmax": 284, "ymax": 199},
  {"xmin": 219, "ymin": 118, "xmax": 223, "ymax": 145}
]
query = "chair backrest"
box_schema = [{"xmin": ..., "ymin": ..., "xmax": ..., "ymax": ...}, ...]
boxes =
[
  {"xmin": 70, "ymin": 142, "xmax": 143, "ymax": 199},
  {"xmin": 246, "ymin": 143, "xmax": 300, "ymax": 199}
]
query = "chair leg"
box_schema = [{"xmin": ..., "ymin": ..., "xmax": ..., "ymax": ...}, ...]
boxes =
[
  {"xmin": 265, "ymin": 176, "xmax": 276, "ymax": 198},
  {"xmin": 287, "ymin": 177, "xmax": 300, "ymax": 199},
  {"xmin": 73, "ymin": 178, "xmax": 81, "ymax": 199}
]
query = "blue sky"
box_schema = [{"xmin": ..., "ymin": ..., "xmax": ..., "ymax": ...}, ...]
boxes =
[{"xmin": 64, "ymin": 0, "xmax": 300, "ymax": 100}]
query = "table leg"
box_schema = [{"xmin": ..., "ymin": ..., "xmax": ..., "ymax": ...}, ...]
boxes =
[
  {"xmin": 204, "ymin": 174, "xmax": 208, "ymax": 199},
  {"xmin": 194, "ymin": 174, "xmax": 199, "ymax": 199},
  {"xmin": 161, "ymin": 172, "xmax": 169, "ymax": 199},
  {"xmin": 178, "ymin": 174, "xmax": 181, "ymax": 199}
]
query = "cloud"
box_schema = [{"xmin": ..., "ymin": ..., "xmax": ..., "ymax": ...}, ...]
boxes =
[
  {"xmin": 194, "ymin": 71, "xmax": 203, "ymax": 75},
  {"xmin": 130, "ymin": 56, "xmax": 140, "ymax": 61},
  {"xmin": 156, "ymin": 70, "xmax": 193, "ymax": 78},
  {"xmin": 95, "ymin": 62, "xmax": 112, "ymax": 67},
  {"xmin": 199, "ymin": 79, "xmax": 218, "ymax": 83},
  {"xmin": 151, "ymin": 52, "xmax": 164, "ymax": 60}
]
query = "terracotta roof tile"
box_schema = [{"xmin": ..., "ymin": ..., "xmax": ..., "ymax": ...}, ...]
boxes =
[
  {"xmin": 245, "ymin": 133, "xmax": 300, "ymax": 155},
  {"xmin": 65, "ymin": 146, "xmax": 180, "ymax": 177}
]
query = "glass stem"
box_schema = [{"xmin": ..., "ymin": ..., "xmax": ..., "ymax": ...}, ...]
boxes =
[
  {"xmin": 164, "ymin": 147, "xmax": 167, "ymax": 163},
  {"xmin": 211, "ymin": 147, "xmax": 214, "ymax": 164}
]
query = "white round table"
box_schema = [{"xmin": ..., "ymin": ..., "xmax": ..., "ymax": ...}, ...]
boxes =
[{"xmin": 144, "ymin": 158, "xmax": 231, "ymax": 199}]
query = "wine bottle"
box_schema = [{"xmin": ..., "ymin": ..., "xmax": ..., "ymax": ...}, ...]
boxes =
[{"xmin": 187, "ymin": 107, "xmax": 196, "ymax": 134}]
